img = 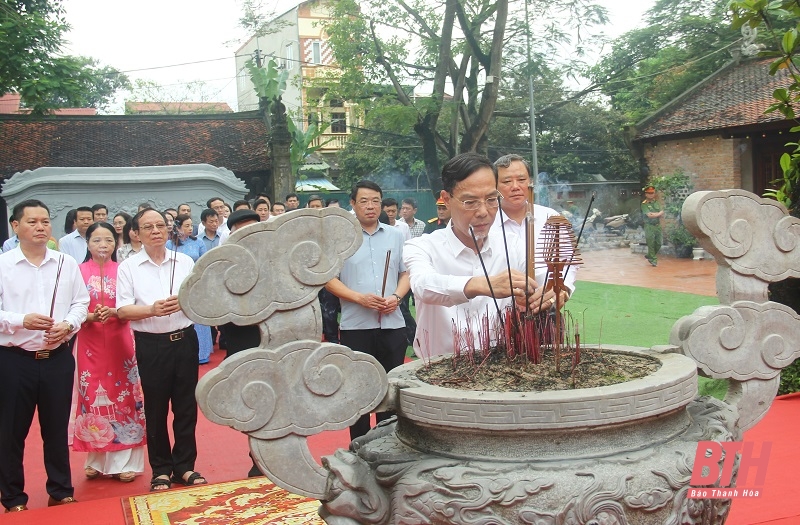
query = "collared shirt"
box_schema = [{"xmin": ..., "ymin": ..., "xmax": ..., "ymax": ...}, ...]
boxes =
[
  {"xmin": 339, "ymin": 223, "xmax": 407, "ymax": 330},
  {"xmin": 116, "ymin": 249, "xmax": 195, "ymax": 334},
  {"xmin": 198, "ymin": 222, "xmax": 229, "ymax": 241},
  {"xmin": 58, "ymin": 230, "xmax": 88, "ymax": 262},
  {"xmin": 404, "ymin": 218, "xmax": 426, "ymax": 238},
  {"xmin": 491, "ymin": 204, "xmax": 577, "ymax": 295},
  {"xmin": 642, "ymin": 199, "xmax": 663, "ymax": 226},
  {"xmin": 2, "ymin": 235, "xmax": 18, "ymax": 252},
  {"xmin": 393, "ymin": 220, "xmax": 411, "ymax": 241},
  {"xmin": 0, "ymin": 248, "xmax": 89, "ymax": 351},
  {"xmin": 404, "ymin": 222, "xmax": 524, "ymax": 359},
  {"xmin": 200, "ymin": 232, "xmax": 221, "ymax": 251}
]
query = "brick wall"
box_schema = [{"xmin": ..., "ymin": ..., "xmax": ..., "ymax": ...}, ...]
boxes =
[{"xmin": 641, "ymin": 135, "xmax": 747, "ymax": 191}]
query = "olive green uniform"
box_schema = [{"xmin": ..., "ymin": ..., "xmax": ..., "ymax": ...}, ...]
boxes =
[{"xmin": 641, "ymin": 199, "xmax": 662, "ymax": 265}]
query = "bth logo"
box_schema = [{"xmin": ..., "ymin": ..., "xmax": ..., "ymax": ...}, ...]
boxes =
[{"xmin": 688, "ymin": 441, "xmax": 771, "ymax": 499}]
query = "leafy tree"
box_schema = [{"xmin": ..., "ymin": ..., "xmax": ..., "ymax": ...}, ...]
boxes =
[
  {"xmin": 590, "ymin": 0, "xmax": 744, "ymax": 123},
  {"xmin": 335, "ymin": 100, "xmax": 427, "ymax": 191},
  {"xmin": 125, "ymin": 79, "xmax": 222, "ymax": 114},
  {"xmin": 1, "ymin": 0, "xmax": 129, "ymax": 113},
  {"xmin": 488, "ymin": 60, "xmax": 638, "ymax": 182},
  {"xmin": 731, "ymin": 0, "xmax": 800, "ymax": 214},
  {"xmin": 322, "ymin": 0, "xmax": 607, "ymax": 194},
  {"xmin": 248, "ymin": 57, "xmax": 328, "ymax": 177}
]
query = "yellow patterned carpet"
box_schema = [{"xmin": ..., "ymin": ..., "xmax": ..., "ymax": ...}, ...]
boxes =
[{"xmin": 123, "ymin": 477, "xmax": 325, "ymax": 525}]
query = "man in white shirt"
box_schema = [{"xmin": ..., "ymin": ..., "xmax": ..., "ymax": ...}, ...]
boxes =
[
  {"xmin": 381, "ymin": 198, "xmax": 411, "ymax": 241},
  {"xmin": 0, "ymin": 199, "xmax": 89, "ymax": 512},
  {"xmin": 58, "ymin": 206, "xmax": 93, "ymax": 262},
  {"xmin": 117, "ymin": 209, "xmax": 206, "ymax": 492},
  {"xmin": 492, "ymin": 154, "xmax": 577, "ymax": 305},
  {"xmin": 403, "ymin": 153, "xmax": 556, "ymax": 359}
]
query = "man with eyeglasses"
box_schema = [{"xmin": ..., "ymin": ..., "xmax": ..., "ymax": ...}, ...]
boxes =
[
  {"xmin": 493, "ymin": 154, "xmax": 576, "ymax": 308},
  {"xmin": 116, "ymin": 209, "xmax": 207, "ymax": 492},
  {"xmin": 404, "ymin": 153, "xmax": 559, "ymax": 359},
  {"xmin": 325, "ymin": 180, "xmax": 410, "ymax": 440}
]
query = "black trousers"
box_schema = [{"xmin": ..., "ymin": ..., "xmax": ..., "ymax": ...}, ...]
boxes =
[
  {"xmin": 339, "ymin": 328, "xmax": 406, "ymax": 440},
  {"xmin": 399, "ymin": 291, "xmax": 416, "ymax": 346},
  {"xmin": 319, "ymin": 289, "xmax": 341, "ymax": 344},
  {"xmin": 134, "ymin": 328, "xmax": 200, "ymax": 479},
  {"xmin": 0, "ymin": 345, "xmax": 74, "ymax": 509}
]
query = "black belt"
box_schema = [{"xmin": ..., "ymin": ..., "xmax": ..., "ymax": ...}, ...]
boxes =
[
  {"xmin": 1, "ymin": 343, "xmax": 69, "ymax": 360},
  {"xmin": 133, "ymin": 326, "xmax": 193, "ymax": 343}
]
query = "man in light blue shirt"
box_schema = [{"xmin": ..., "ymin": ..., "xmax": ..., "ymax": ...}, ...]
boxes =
[
  {"xmin": 199, "ymin": 209, "xmax": 221, "ymax": 251},
  {"xmin": 325, "ymin": 180, "xmax": 410, "ymax": 440},
  {"xmin": 57, "ymin": 207, "xmax": 93, "ymax": 262}
]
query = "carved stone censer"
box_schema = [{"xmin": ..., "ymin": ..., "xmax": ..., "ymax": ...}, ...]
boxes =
[{"xmin": 180, "ymin": 190, "xmax": 800, "ymax": 524}]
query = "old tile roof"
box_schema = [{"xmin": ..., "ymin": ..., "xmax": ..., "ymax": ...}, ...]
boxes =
[
  {"xmin": 634, "ymin": 57, "xmax": 792, "ymax": 141},
  {"xmin": 0, "ymin": 113, "xmax": 270, "ymax": 178}
]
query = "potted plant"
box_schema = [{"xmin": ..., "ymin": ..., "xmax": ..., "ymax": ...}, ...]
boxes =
[{"xmin": 666, "ymin": 221, "xmax": 697, "ymax": 258}]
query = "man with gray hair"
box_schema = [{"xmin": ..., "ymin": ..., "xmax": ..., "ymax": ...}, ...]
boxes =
[{"xmin": 491, "ymin": 153, "xmax": 576, "ymax": 307}]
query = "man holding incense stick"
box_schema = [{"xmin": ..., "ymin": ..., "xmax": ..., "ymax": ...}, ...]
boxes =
[
  {"xmin": 0, "ymin": 199, "xmax": 89, "ymax": 512},
  {"xmin": 493, "ymin": 154, "xmax": 577, "ymax": 305},
  {"xmin": 117, "ymin": 209, "xmax": 206, "ymax": 492},
  {"xmin": 404, "ymin": 153, "xmax": 555, "ymax": 359},
  {"xmin": 325, "ymin": 180, "xmax": 409, "ymax": 440}
]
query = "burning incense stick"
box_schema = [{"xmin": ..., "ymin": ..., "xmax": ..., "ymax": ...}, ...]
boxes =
[{"xmin": 49, "ymin": 255, "xmax": 65, "ymax": 318}]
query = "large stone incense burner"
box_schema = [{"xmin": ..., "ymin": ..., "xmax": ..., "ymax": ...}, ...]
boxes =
[{"xmin": 181, "ymin": 191, "xmax": 800, "ymax": 524}]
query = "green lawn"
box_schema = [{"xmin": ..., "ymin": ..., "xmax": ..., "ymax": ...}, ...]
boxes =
[{"xmin": 407, "ymin": 281, "xmax": 728, "ymax": 398}]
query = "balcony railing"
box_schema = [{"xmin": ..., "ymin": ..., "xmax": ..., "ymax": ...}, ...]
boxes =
[{"xmin": 312, "ymin": 133, "xmax": 349, "ymax": 151}]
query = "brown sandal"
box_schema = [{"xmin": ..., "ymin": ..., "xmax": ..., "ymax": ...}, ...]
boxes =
[
  {"xmin": 112, "ymin": 471, "xmax": 136, "ymax": 483},
  {"xmin": 85, "ymin": 466, "xmax": 100, "ymax": 480}
]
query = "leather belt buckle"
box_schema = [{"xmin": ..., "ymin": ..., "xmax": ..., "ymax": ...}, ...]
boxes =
[
  {"xmin": 169, "ymin": 331, "xmax": 183, "ymax": 342},
  {"xmin": 35, "ymin": 350, "xmax": 51, "ymax": 359}
]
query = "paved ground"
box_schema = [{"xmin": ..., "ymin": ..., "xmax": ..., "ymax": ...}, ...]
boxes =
[{"xmin": 578, "ymin": 247, "xmax": 718, "ymax": 297}]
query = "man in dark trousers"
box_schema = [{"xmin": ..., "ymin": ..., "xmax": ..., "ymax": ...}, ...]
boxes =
[
  {"xmin": 325, "ymin": 180, "xmax": 410, "ymax": 440},
  {"xmin": 117, "ymin": 209, "xmax": 205, "ymax": 492},
  {"xmin": 0, "ymin": 199, "xmax": 89, "ymax": 512}
]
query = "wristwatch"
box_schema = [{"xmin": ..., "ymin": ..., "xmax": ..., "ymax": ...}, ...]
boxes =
[
  {"xmin": 392, "ymin": 293, "xmax": 402, "ymax": 304},
  {"xmin": 64, "ymin": 321, "xmax": 75, "ymax": 333}
]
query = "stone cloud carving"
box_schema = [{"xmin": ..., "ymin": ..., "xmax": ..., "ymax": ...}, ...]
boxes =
[
  {"xmin": 199, "ymin": 341, "xmax": 389, "ymax": 439},
  {"xmin": 671, "ymin": 301, "xmax": 800, "ymax": 381},
  {"xmin": 180, "ymin": 208, "xmax": 362, "ymax": 326},
  {"xmin": 678, "ymin": 189, "xmax": 800, "ymax": 431},
  {"xmin": 682, "ymin": 189, "xmax": 800, "ymax": 282}
]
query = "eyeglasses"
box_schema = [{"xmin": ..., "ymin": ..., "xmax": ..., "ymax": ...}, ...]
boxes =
[
  {"xmin": 449, "ymin": 193, "xmax": 501, "ymax": 211},
  {"xmin": 139, "ymin": 223, "xmax": 167, "ymax": 233},
  {"xmin": 355, "ymin": 198, "xmax": 382, "ymax": 208}
]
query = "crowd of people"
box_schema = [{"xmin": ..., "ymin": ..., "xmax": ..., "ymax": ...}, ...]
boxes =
[{"xmin": 0, "ymin": 153, "xmax": 576, "ymax": 512}]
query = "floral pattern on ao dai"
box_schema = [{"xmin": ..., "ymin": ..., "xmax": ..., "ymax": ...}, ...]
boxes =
[{"xmin": 72, "ymin": 259, "xmax": 146, "ymax": 452}]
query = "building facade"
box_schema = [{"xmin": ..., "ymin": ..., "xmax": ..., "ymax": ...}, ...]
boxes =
[{"xmin": 234, "ymin": 0, "xmax": 358, "ymax": 163}]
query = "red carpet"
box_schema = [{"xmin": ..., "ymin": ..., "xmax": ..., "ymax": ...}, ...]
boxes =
[{"xmin": 5, "ymin": 346, "xmax": 799, "ymax": 524}]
